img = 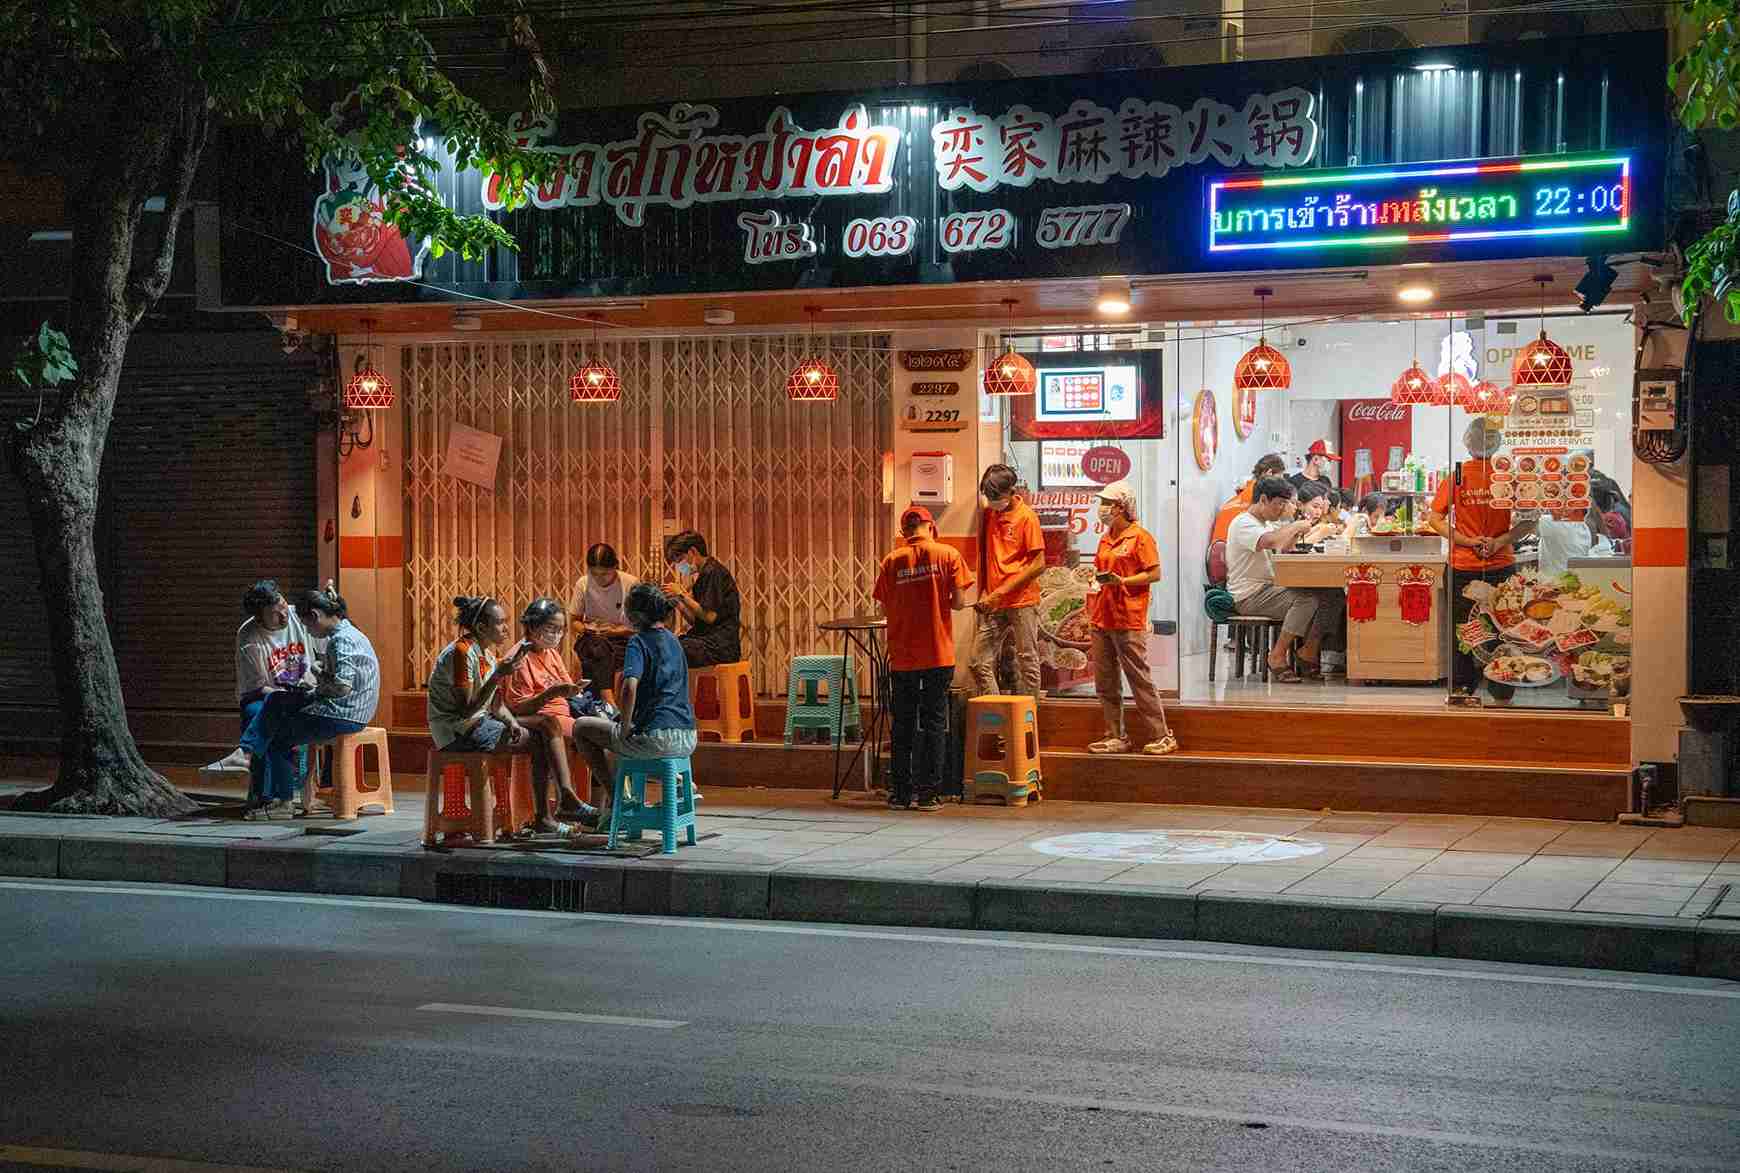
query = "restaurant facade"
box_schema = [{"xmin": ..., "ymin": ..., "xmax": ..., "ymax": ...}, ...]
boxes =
[{"xmin": 211, "ymin": 29, "xmax": 1687, "ymax": 817}]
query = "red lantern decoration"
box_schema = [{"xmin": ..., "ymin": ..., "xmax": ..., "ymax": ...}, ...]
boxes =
[
  {"xmin": 1437, "ymin": 371, "xmax": 1472, "ymax": 409},
  {"xmin": 1345, "ymin": 564, "xmax": 1381, "ymax": 623},
  {"xmin": 1396, "ymin": 564, "xmax": 1436, "ymax": 626},
  {"xmin": 1467, "ymin": 380, "xmax": 1511, "ymax": 416},
  {"xmin": 1512, "ymin": 331, "xmax": 1574, "ymax": 389},
  {"xmin": 1233, "ymin": 286, "xmax": 1292, "ymax": 392},
  {"xmin": 344, "ymin": 365, "xmax": 394, "ymax": 410},
  {"xmin": 569, "ymin": 360, "xmax": 621, "ymax": 403},
  {"xmin": 786, "ymin": 355, "xmax": 839, "ymax": 401},
  {"xmin": 982, "ymin": 348, "xmax": 1037, "ymax": 397},
  {"xmin": 1389, "ymin": 361, "xmax": 1435, "ymax": 406}
]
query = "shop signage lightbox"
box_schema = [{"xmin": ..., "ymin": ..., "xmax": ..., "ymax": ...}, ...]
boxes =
[
  {"xmin": 1208, "ymin": 155, "xmax": 1631, "ymax": 255},
  {"xmin": 227, "ymin": 32, "xmax": 1666, "ymax": 308}
]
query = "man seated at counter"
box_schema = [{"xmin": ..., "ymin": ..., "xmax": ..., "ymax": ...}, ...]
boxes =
[{"xmin": 1226, "ymin": 477, "xmax": 1343, "ymax": 683}]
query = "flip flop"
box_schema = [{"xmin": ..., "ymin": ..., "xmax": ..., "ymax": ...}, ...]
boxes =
[{"xmin": 1296, "ymin": 658, "xmax": 1325, "ymax": 680}]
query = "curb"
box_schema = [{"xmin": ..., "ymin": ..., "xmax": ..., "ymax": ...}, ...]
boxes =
[{"xmin": 3, "ymin": 825, "xmax": 1736, "ymax": 981}]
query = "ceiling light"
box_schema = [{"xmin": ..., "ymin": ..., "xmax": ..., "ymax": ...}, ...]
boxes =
[
  {"xmin": 1096, "ymin": 276, "xmax": 1132, "ymax": 316},
  {"xmin": 1397, "ymin": 284, "xmax": 1435, "ymax": 304},
  {"xmin": 1413, "ymin": 62, "xmax": 1455, "ymax": 72}
]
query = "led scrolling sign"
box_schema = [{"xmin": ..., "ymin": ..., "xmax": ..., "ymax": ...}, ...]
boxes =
[{"xmin": 1207, "ymin": 154, "xmax": 1631, "ymax": 254}]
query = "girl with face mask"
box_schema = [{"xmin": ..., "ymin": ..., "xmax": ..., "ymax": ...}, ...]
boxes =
[{"xmin": 499, "ymin": 598, "xmax": 598, "ymax": 832}]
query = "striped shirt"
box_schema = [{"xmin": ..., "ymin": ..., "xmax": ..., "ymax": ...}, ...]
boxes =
[{"xmin": 303, "ymin": 620, "xmax": 380, "ymax": 726}]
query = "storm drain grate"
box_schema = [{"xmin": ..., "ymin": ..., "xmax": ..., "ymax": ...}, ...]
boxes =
[{"xmin": 434, "ymin": 872, "xmax": 584, "ymax": 912}]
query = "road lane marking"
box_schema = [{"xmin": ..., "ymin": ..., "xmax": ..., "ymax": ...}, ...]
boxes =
[
  {"xmin": 417, "ymin": 1002, "xmax": 685, "ymax": 1028},
  {"xmin": 801, "ymin": 1076, "xmax": 1735, "ymax": 1170},
  {"xmin": 7, "ymin": 879, "xmax": 1737, "ymax": 1001},
  {"xmin": 0, "ymin": 1144, "xmax": 298, "ymax": 1172}
]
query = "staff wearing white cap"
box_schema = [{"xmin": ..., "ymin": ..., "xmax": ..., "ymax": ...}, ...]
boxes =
[{"xmin": 1086, "ymin": 481, "xmax": 1176, "ymax": 756}]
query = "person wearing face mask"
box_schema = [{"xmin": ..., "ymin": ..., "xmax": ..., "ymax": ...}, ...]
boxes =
[
  {"xmin": 1086, "ymin": 482, "xmax": 1175, "ymax": 756},
  {"xmin": 239, "ymin": 587, "xmax": 380, "ymax": 821},
  {"xmin": 968, "ymin": 464, "xmax": 1046, "ymax": 717},
  {"xmin": 500, "ymin": 597, "xmax": 598, "ymax": 832},
  {"xmin": 426, "ymin": 595, "xmax": 534, "ymax": 758},
  {"xmin": 663, "ymin": 530, "xmax": 742, "ymax": 667},
  {"xmin": 570, "ymin": 542, "xmax": 641, "ymax": 694}
]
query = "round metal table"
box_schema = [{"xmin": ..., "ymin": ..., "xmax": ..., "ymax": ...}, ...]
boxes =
[{"xmin": 816, "ymin": 615, "xmax": 889, "ymax": 798}]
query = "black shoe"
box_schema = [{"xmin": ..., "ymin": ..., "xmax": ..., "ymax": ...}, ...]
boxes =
[
  {"xmin": 887, "ymin": 795, "xmax": 911, "ymax": 810},
  {"xmin": 910, "ymin": 795, "xmax": 942, "ymax": 812}
]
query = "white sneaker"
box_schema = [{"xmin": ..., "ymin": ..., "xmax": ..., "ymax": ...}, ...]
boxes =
[
  {"xmin": 1088, "ymin": 737, "xmax": 1132, "ymax": 755},
  {"xmin": 204, "ymin": 747, "xmax": 250, "ymax": 772}
]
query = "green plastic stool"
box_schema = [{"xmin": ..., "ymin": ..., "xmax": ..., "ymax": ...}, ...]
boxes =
[{"xmin": 783, "ymin": 655, "xmax": 861, "ymax": 746}]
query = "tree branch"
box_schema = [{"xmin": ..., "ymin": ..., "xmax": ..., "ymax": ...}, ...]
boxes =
[{"xmin": 126, "ymin": 85, "xmax": 209, "ymax": 326}]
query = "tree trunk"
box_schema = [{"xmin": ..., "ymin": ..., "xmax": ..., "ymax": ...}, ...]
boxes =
[
  {"xmin": 6, "ymin": 68, "xmax": 206, "ymax": 817},
  {"xmin": 7, "ymin": 407, "xmax": 194, "ymax": 816}
]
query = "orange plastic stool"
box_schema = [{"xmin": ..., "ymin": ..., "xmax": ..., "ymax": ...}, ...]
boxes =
[
  {"xmin": 424, "ymin": 751, "xmax": 509, "ymax": 846},
  {"xmin": 964, "ymin": 695, "xmax": 1043, "ymax": 806},
  {"xmin": 301, "ymin": 726, "xmax": 395, "ymax": 820},
  {"xmin": 690, "ymin": 660, "xmax": 754, "ymax": 743}
]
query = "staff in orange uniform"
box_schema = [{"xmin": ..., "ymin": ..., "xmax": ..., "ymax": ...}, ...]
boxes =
[
  {"xmin": 1087, "ymin": 481, "xmax": 1176, "ymax": 756},
  {"xmin": 873, "ymin": 506, "xmax": 974, "ymax": 811},
  {"xmin": 968, "ymin": 464, "xmax": 1046, "ymax": 719}
]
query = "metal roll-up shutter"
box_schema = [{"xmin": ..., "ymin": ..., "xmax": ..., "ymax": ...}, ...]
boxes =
[{"xmin": 100, "ymin": 350, "xmax": 319, "ymax": 713}]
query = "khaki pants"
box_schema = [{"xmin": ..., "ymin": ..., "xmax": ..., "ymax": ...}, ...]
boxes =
[
  {"xmin": 1092, "ymin": 627, "xmax": 1170, "ymax": 743},
  {"xmin": 968, "ymin": 605, "xmax": 1042, "ymax": 718}
]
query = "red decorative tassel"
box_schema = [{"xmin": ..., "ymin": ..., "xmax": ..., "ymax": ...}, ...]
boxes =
[
  {"xmin": 1344, "ymin": 564, "xmax": 1381, "ymax": 623},
  {"xmin": 1395, "ymin": 564, "xmax": 1436, "ymax": 626}
]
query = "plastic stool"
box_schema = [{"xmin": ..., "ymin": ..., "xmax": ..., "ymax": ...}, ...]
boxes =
[
  {"xmin": 964, "ymin": 695, "xmax": 1042, "ymax": 804},
  {"xmin": 606, "ymin": 756, "xmax": 697, "ymax": 855},
  {"xmin": 302, "ymin": 726, "xmax": 394, "ymax": 820},
  {"xmin": 423, "ymin": 751, "xmax": 507, "ymax": 847},
  {"xmin": 968, "ymin": 767, "xmax": 1043, "ymax": 807},
  {"xmin": 783, "ymin": 655, "xmax": 860, "ymax": 746},
  {"xmin": 690, "ymin": 660, "xmax": 755, "ymax": 743}
]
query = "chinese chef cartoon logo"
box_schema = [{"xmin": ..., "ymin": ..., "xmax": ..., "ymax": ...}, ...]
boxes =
[{"xmin": 311, "ymin": 95, "xmax": 431, "ymax": 285}]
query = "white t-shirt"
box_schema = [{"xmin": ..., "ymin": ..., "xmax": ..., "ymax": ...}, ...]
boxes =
[
  {"xmin": 572, "ymin": 571, "xmax": 641, "ymax": 626},
  {"xmin": 236, "ymin": 610, "xmax": 313, "ymax": 701},
  {"xmin": 1225, "ymin": 511, "xmax": 1276, "ymax": 603}
]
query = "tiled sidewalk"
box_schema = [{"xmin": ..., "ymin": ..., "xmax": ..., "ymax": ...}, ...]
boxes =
[{"xmin": 4, "ymin": 777, "xmax": 1736, "ymax": 922}]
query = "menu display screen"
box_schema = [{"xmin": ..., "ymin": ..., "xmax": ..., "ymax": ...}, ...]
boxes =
[
  {"xmin": 1037, "ymin": 367, "xmax": 1140, "ymax": 422},
  {"xmin": 1208, "ymin": 154, "xmax": 1630, "ymax": 255}
]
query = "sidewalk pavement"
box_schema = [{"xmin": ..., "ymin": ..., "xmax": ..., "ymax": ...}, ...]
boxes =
[{"xmin": 3, "ymin": 776, "xmax": 1738, "ymax": 980}]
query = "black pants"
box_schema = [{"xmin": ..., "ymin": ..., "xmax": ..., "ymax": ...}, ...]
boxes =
[
  {"xmin": 1450, "ymin": 565, "xmax": 1513, "ymax": 695},
  {"xmin": 681, "ymin": 633, "xmax": 740, "ymax": 667},
  {"xmin": 575, "ymin": 631, "xmax": 630, "ymax": 693},
  {"xmin": 890, "ymin": 666, "xmax": 952, "ymax": 803}
]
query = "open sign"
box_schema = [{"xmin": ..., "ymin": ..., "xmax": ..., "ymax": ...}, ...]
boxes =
[{"xmin": 1080, "ymin": 445, "xmax": 1132, "ymax": 485}]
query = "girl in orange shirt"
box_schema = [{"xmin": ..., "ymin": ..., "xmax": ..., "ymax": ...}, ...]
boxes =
[{"xmin": 501, "ymin": 598, "xmax": 596, "ymax": 832}]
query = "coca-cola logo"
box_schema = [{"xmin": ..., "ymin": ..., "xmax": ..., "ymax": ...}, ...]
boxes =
[
  {"xmin": 1347, "ymin": 401, "xmax": 1408, "ymax": 423},
  {"xmin": 1080, "ymin": 445, "xmax": 1132, "ymax": 485}
]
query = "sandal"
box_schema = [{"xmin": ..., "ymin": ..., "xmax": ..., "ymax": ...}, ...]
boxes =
[
  {"xmin": 1144, "ymin": 735, "xmax": 1179, "ymax": 756},
  {"xmin": 1268, "ymin": 666, "xmax": 1305, "ymax": 683},
  {"xmin": 1296, "ymin": 658, "xmax": 1324, "ymax": 680}
]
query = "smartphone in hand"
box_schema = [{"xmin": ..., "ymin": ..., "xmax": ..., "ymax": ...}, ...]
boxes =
[{"xmin": 1094, "ymin": 571, "xmax": 1119, "ymax": 585}]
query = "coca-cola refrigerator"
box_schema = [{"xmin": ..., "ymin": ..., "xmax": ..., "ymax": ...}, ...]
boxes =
[{"xmin": 1339, "ymin": 399, "xmax": 1412, "ymax": 499}]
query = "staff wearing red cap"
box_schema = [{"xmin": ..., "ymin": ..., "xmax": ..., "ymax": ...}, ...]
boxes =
[
  {"xmin": 1288, "ymin": 439, "xmax": 1342, "ymax": 494},
  {"xmin": 872, "ymin": 506, "xmax": 974, "ymax": 811}
]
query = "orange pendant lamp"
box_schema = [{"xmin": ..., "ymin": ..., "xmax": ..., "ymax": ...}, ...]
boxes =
[
  {"xmin": 785, "ymin": 305, "xmax": 839, "ymax": 402},
  {"xmin": 1390, "ymin": 318, "xmax": 1435, "ymax": 406},
  {"xmin": 569, "ymin": 316, "xmax": 622, "ymax": 403},
  {"xmin": 343, "ymin": 318, "xmax": 395, "ymax": 410},
  {"xmin": 1467, "ymin": 380, "xmax": 1512, "ymax": 416},
  {"xmin": 982, "ymin": 298, "xmax": 1037, "ymax": 397},
  {"xmin": 1232, "ymin": 286, "xmax": 1291, "ymax": 392},
  {"xmin": 1513, "ymin": 275, "xmax": 1574, "ymax": 390}
]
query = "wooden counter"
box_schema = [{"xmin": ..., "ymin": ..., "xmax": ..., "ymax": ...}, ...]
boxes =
[{"xmin": 1272, "ymin": 549, "xmax": 1449, "ymax": 684}]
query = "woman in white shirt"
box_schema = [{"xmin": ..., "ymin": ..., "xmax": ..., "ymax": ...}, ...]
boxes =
[{"xmin": 570, "ymin": 543, "xmax": 640, "ymax": 693}]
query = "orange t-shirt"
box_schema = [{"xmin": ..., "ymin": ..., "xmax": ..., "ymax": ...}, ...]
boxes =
[
  {"xmin": 1088, "ymin": 524, "xmax": 1160, "ymax": 631},
  {"xmin": 1432, "ymin": 460, "xmax": 1515, "ymax": 572},
  {"xmin": 500, "ymin": 646, "xmax": 575, "ymax": 737},
  {"xmin": 873, "ymin": 537, "xmax": 975, "ymax": 672},
  {"xmin": 1209, "ymin": 479, "xmax": 1256, "ymax": 546},
  {"xmin": 979, "ymin": 498, "xmax": 1045, "ymax": 610}
]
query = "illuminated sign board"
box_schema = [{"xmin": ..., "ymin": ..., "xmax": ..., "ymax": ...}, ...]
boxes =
[{"xmin": 1207, "ymin": 154, "xmax": 1630, "ymax": 254}]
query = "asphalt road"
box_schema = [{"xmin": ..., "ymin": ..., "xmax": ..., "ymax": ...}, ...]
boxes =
[{"xmin": 1, "ymin": 880, "xmax": 1737, "ymax": 1173}]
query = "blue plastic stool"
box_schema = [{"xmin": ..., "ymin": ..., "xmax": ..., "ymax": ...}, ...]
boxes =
[
  {"xmin": 607, "ymin": 756, "xmax": 698, "ymax": 854},
  {"xmin": 783, "ymin": 655, "xmax": 861, "ymax": 746}
]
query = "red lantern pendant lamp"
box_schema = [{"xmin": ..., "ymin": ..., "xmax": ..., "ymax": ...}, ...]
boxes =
[
  {"xmin": 786, "ymin": 305, "xmax": 839, "ymax": 402},
  {"xmin": 1467, "ymin": 380, "xmax": 1512, "ymax": 417},
  {"xmin": 1513, "ymin": 275, "xmax": 1574, "ymax": 390},
  {"xmin": 1232, "ymin": 286, "xmax": 1291, "ymax": 392},
  {"xmin": 569, "ymin": 315, "xmax": 622, "ymax": 404},
  {"xmin": 1438, "ymin": 371, "xmax": 1473, "ymax": 408},
  {"xmin": 344, "ymin": 318, "xmax": 395, "ymax": 410},
  {"xmin": 982, "ymin": 298, "xmax": 1037, "ymax": 397},
  {"xmin": 1390, "ymin": 318, "xmax": 1435, "ymax": 406}
]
